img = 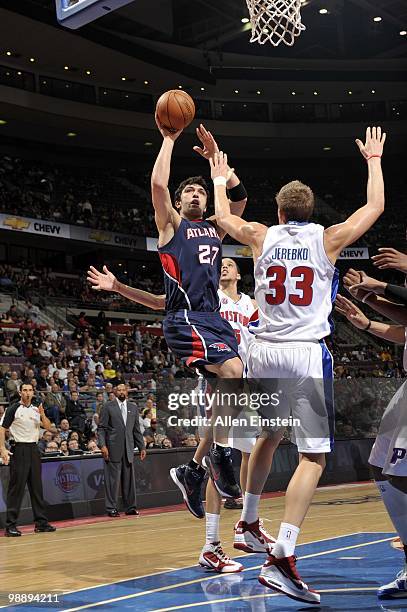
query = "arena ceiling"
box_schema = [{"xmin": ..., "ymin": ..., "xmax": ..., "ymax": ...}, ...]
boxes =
[{"xmin": 3, "ymin": 0, "xmax": 407, "ymax": 86}]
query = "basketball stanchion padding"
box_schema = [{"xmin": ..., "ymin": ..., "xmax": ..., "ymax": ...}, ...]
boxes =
[{"xmin": 245, "ymin": 0, "xmax": 306, "ymax": 47}]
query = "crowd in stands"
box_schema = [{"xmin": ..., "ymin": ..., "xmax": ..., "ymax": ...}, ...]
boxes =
[
  {"xmin": 0, "ymin": 153, "xmax": 406, "ymax": 447},
  {"xmin": 0, "ymin": 155, "xmax": 405, "ymax": 249}
]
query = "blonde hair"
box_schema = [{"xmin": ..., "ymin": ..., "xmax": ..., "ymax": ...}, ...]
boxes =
[{"xmin": 276, "ymin": 180, "xmax": 314, "ymax": 222}]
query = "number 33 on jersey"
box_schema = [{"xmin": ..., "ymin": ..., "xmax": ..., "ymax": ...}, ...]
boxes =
[{"xmin": 254, "ymin": 222, "xmax": 339, "ymax": 342}]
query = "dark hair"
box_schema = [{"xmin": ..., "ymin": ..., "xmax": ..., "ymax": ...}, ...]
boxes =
[
  {"xmin": 174, "ymin": 176, "xmax": 210, "ymax": 205},
  {"xmin": 19, "ymin": 382, "xmax": 33, "ymax": 392},
  {"xmin": 222, "ymin": 257, "xmax": 240, "ymax": 275}
]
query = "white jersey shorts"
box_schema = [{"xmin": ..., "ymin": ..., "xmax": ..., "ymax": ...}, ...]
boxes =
[
  {"xmin": 247, "ymin": 339, "xmax": 334, "ymax": 454},
  {"xmin": 369, "ymin": 379, "xmax": 407, "ymax": 477}
]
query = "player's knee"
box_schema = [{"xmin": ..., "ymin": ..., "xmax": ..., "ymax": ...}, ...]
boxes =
[
  {"xmin": 301, "ymin": 452, "xmax": 326, "ymax": 471},
  {"xmin": 221, "ymin": 358, "xmax": 243, "ymax": 379},
  {"xmin": 388, "ymin": 475, "xmax": 407, "ymax": 494}
]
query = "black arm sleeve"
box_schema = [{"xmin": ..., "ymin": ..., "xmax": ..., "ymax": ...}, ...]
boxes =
[
  {"xmin": 1, "ymin": 403, "xmax": 19, "ymax": 429},
  {"xmin": 384, "ymin": 284, "xmax": 407, "ymax": 307}
]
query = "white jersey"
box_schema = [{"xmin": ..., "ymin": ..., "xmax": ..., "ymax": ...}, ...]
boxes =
[
  {"xmin": 218, "ymin": 289, "xmax": 256, "ymax": 364},
  {"xmin": 253, "ymin": 222, "xmax": 338, "ymax": 342}
]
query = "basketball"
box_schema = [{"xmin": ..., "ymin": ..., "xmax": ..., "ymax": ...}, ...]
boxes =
[{"xmin": 156, "ymin": 90, "xmax": 195, "ymax": 133}]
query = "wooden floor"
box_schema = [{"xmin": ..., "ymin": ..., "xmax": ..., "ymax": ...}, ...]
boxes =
[{"xmin": 0, "ymin": 482, "xmax": 394, "ymax": 606}]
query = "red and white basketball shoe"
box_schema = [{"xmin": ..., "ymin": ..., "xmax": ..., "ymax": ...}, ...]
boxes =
[
  {"xmin": 258, "ymin": 555, "xmax": 320, "ymax": 604},
  {"xmin": 199, "ymin": 542, "xmax": 243, "ymax": 573},
  {"xmin": 234, "ymin": 518, "xmax": 276, "ymax": 554}
]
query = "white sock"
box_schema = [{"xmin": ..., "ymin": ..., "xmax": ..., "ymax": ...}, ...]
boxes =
[
  {"xmin": 241, "ymin": 492, "xmax": 260, "ymax": 524},
  {"xmin": 205, "ymin": 513, "xmax": 220, "ymax": 545},
  {"xmin": 214, "ymin": 442, "xmax": 229, "ymax": 448},
  {"xmin": 272, "ymin": 522, "xmax": 300, "ymax": 558},
  {"xmin": 376, "ymin": 480, "xmax": 407, "ymax": 543}
]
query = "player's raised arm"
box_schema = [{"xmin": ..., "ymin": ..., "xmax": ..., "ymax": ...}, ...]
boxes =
[
  {"xmin": 87, "ymin": 265, "xmax": 165, "ymax": 310},
  {"xmin": 210, "ymin": 152, "xmax": 266, "ymax": 259},
  {"xmin": 324, "ymin": 127, "xmax": 386, "ymax": 261},
  {"xmin": 194, "ymin": 124, "xmax": 247, "ymax": 220},
  {"xmin": 151, "ymin": 115, "xmax": 182, "ymax": 236}
]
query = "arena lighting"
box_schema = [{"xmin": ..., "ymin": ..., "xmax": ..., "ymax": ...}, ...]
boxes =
[
  {"xmin": 256, "ymin": 90, "xmax": 261, "ymax": 94},
  {"xmin": 319, "ymin": 8, "xmax": 328, "ymax": 14},
  {"xmin": 144, "ymin": 80, "xmax": 149, "ymax": 84},
  {"xmin": 348, "ymin": 90, "xmax": 353, "ymax": 95},
  {"xmin": 0, "ymin": 120, "xmax": 7, "ymax": 125},
  {"xmin": 29, "ymin": 57, "xmax": 35, "ymax": 62},
  {"xmin": 66, "ymin": 132, "xmax": 77, "ymax": 137},
  {"xmin": 178, "ymin": 85, "xmax": 183, "ymax": 89},
  {"xmin": 64, "ymin": 65, "xmax": 69, "ymax": 70},
  {"xmin": 323, "ymin": 146, "xmax": 332, "ymax": 151},
  {"xmin": 373, "ymin": 16, "xmax": 382, "ymax": 22},
  {"xmin": 313, "ymin": 90, "xmax": 319, "ymax": 95},
  {"xmin": 6, "ymin": 51, "xmax": 12, "ymax": 56},
  {"xmin": 400, "ymin": 30, "xmax": 407, "ymax": 36},
  {"xmin": 234, "ymin": 89, "xmax": 239, "ymax": 94},
  {"xmin": 241, "ymin": 17, "xmax": 249, "ymax": 23},
  {"xmin": 291, "ymin": 91, "xmax": 296, "ymax": 95},
  {"xmin": 144, "ymin": 142, "xmax": 153, "ymax": 146},
  {"xmin": 371, "ymin": 89, "xmax": 376, "ymax": 94},
  {"xmin": 85, "ymin": 70, "xmax": 91, "ymax": 75},
  {"xmin": 201, "ymin": 87, "xmax": 205, "ymax": 91},
  {"xmin": 121, "ymin": 76, "xmax": 126, "ymax": 81}
]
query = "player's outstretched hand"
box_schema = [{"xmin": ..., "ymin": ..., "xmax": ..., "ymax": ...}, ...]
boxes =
[
  {"xmin": 154, "ymin": 113, "xmax": 182, "ymax": 141},
  {"xmin": 355, "ymin": 126, "xmax": 386, "ymax": 160},
  {"xmin": 343, "ymin": 268, "xmax": 369, "ymax": 301},
  {"xmin": 210, "ymin": 151, "xmax": 229, "ymax": 181},
  {"xmin": 87, "ymin": 265, "xmax": 117, "ymax": 292},
  {"xmin": 372, "ymin": 247, "xmax": 407, "ymax": 273},
  {"xmin": 349, "ymin": 270, "xmax": 386, "ymax": 295},
  {"xmin": 193, "ymin": 124, "xmax": 219, "ymax": 160},
  {"xmin": 336, "ymin": 294, "xmax": 370, "ymax": 329}
]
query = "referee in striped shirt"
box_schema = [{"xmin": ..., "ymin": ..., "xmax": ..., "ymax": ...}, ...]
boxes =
[{"xmin": 0, "ymin": 382, "xmax": 56, "ymax": 537}]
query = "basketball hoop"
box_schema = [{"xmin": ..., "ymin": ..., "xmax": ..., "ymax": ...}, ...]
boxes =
[{"xmin": 245, "ymin": 0, "xmax": 305, "ymax": 47}]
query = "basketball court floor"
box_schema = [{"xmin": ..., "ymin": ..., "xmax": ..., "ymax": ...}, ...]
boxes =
[{"xmin": 1, "ymin": 482, "xmax": 405, "ymax": 611}]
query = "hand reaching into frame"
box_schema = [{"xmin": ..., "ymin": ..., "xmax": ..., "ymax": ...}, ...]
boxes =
[
  {"xmin": 210, "ymin": 151, "xmax": 229, "ymax": 181},
  {"xmin": 372, "ymin": 247, "xmax": 407, "ymax": 273},
  {"xmin": 87, "ymin": 265, "xmax": 118, "ymax": 292},
  {"xmin": 193, "ymin": 124, "xmax": 219, "ymax": 161},
  {"xmin": 335, "ymin": 294, "xmax": 370, "ymax": 330},
  {"xmin": 355, "ymin": 126, "xmax": 386, "ymax": 160}
]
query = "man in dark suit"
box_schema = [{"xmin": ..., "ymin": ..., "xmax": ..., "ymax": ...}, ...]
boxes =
[{"xmin": 98, "ymin": 383, "xmax": 146, "ymax": 517}]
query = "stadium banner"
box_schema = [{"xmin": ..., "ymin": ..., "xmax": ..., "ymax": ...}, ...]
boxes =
[
  {"xmin": 0, "ymin": 214, "xmax": 70, "ymax": 239},
  {"xmin": 70, "ymin": 226, "xmax": 145, "ymax": 249},
  {"xmin": 148, "ymin": 240, "xmax": 369, "ymax": 260}
]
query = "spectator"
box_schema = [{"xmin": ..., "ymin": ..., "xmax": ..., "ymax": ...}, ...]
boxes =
[
  {"xmin": 65, "ymin": 390, "xmax": 87, "ymax": 433},
  {"xmin": 1, "ymin": 338, "xmax": 19, "ymax": 356},
  {"xmin": 38, "ymin": 430, "xmax": 53, "ymax": 453},
  {"xmin": 59, "ymin": 418, "xmax": 70, "ymax": 440},
  {"xmin": 6, "ymin": 372, "xmax": 21, "ymax": 402},
  {"xmin": 44, "ymin": 441, "xmax": 60, "ymax": 454},
  {"xmin": 60, "ymin": 440, "xmax": 68, "ymax": 455},
  {"xmin": 87, "ymin": 440, "xmax": 100, "ymax": 453},
  {"xmin": 44, "ymin": 383, "xmax": 66, "ymax": 427}
]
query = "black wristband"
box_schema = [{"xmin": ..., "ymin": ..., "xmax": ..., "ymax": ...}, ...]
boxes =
[
  {"xmin": 228, "ymin": 181, "xmax": 247, "ymax": 202},
  {"xmin": 364, "ymin": 320, "xmax": 372, "ymax": 331}
]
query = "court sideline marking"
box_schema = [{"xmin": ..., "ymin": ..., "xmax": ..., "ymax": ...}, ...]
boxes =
[{"xmin": 59, "ymin": 534, "xmax": 395, "ymax": 612}]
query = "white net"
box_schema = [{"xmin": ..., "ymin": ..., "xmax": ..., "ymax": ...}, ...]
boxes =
[{"xmin": 246, "ymin": 0, "xmax": 305, "ymax": 47}]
